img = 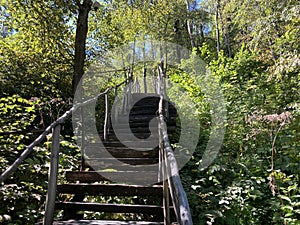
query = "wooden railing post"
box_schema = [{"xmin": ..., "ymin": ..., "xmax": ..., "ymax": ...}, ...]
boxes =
[
  {"xmin": 44, "ymin": 124, "xmax": 61, "ymax": 225},
  {"xmin": 80, "ymin": 106, "xmax": 86, "ymax": 170},
  {"xmin": 127, "ymin": 72, "xmax": 133, "ymax": 111},
  {"xmin": 104, "ymin": 93, "xmax": 110, "ymax": 142},
  {"xmin": 133, "ymin": 77, "xmax": 140, "ymax": 93},
  {"xmin": 157, "ymin": 66, "xmax": 171, "ymax": 225},
  {"xmin": 114, "ymin": 87, "xmax": 119, "ymax": 123},
  {"xmin": 163, "ymin": 150, "xmax": 171, "ymax": 225},
  {"xmin": 143, "ymin": 68, "xmax": 147, "ymax": 93}
]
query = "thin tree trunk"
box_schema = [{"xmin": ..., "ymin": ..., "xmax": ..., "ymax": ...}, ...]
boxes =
[
  {"xmin": 218, "ymin": 3, "xmax": 231, "ymax": 57},
  {"xmin": 73, "ymin": 0, "xmax": 93, "ymax": 95},
  {"xmin": 185, "ymin": 0, "xmax": 195, "ymax": 49},
  {"xmin": 200, "ymin": 23, "xmax": 204, "ymax": 41},
  {"xmin": 215, "ymin": 0, "xmax": 221, "ymax": 53}
]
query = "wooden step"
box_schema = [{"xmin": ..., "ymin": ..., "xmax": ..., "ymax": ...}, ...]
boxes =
[
  {"xmin": 57, "ymin": 184, "xmax": 163, "ymax": 196},
  {"xmin": 116, "ymin": 115, "xmax": 176, "ymax": 123},
  {"xmin": 110, "ymin": 126, "xmax": 157, "ymax": 133},
  {"xmin": 87, "ymin": 145, "xmax": 158, "ymax": 152},
  {"xmin": 55, "ymin": 202, "xmax": 164, "ymax": 214},
  {"xmin": 127, "ymin": 106, "xmax": 176, "ymax": 115},
  {"xmin": 85, "ymin": 158, "xmax": 158, "ymax": 167},
  {"xmin": 130, "ymin": 93, "xmax": 160, "ymax": 101},
  {"xmin": 102, "ymin": 140, "xmax": 161, "ymax": 147},
  {"xmin": 42, "ymin": 220, "xmax": 164, "ymax": 225},
  {"xmin": 90, "ymin": 125, "xmax": 177, "ymax": 143},
  {"xmin": 129, "ymin": 94, "xmax": 174, "ymax": 105},
  {"xmin": 110, "ymin": 126, "xmax": 177, "ymax": 134},
  {"xmin": 101, "ymin": 138, "xmax": 177, "ymax": 150},
  {"xmin": 66, "ymin": 171, "xmax": 159, "ymax": 184},
  {"xmin": 99, "ymin": 132, "xmax": 160, "ymax": 141},
  {"xmin": 82, "ymin": 164, "xmax": 159, "ymax": 184},
  {"xmin": 109, "ymin": 121, "xmax": 177, "ymax": 128},
  {"xmin": 84, "ymin": 145, "xmax": 159, "ymax": 158}
]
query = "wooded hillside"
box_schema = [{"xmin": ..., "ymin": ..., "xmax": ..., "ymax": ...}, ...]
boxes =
[{"xmin": 0, "ymin": 0, "xmax": 299, "ymax": 224}]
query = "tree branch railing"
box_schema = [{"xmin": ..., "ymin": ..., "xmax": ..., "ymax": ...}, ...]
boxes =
[{"xmin": 157, "ymin": 68, "xmax": 193, "ymax": 225}]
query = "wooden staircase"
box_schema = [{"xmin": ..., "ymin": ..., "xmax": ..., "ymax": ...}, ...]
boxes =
[
  {"xmin": 44, "ymin": 94, "xmax": 178, "ymax": 224},
  {"xmin": 0, "ymin": 73, "xmax": 192, "ymax": 225}
]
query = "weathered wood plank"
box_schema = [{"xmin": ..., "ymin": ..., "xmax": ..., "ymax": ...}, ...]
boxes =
[
  {"xmin": 38, "ymin": 220, "xmax": 164, "ymax": 225},
  {"xmin": 111, "ymin": 121, "xmax": 177, "ymax": 129},
  {"xmin": 85, "ymin": 157, "xmax": 159, "ymax": 167},
  {"xmin": 55, "ymin": 202, "xmax": 164, "ymax": 214},
  {"xmin": 109, "ymin": 126, "xmax": 177, "ymax": 134},
  {"xmin": 65, "ymin": 171, "xmax": 159, "ymax": 184},
  {"xmin": 116, "ymin": 115, "xmax": 177, "ymax": 124},
  {"xmin": 57, "ymin": 184, "xmax": 163, "ymax": 196},
  {"xmin": 101, "ymin": 140, "xmax": 165, "ymax": 147},
  {"xmin": 84, "ymin": 145, "xmax": 159, "ymax": 158},
  {"xmin": 128, "ymin": 106, "xmax": 177, "ymax": 116}
]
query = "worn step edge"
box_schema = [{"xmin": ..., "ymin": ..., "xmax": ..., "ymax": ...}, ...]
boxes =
[
  {"xmin": 84, "ymin": 158, "xmax": 159, "ymax": 166},
  {"xmin": 57, "ymin": 183, "xmax": 163, "ymax": 196},
  {"xmin": 65, "ymin": 171, "xmax": 159, "ymax": 184},
  {"xmin": 43, "ymin": 220, "xmax": 164, "ymax": 225},
  {"xmin": 105, "ymin": 121, "xmax": 177, "ymax": 128},
  {"xmin": 55, "ymin": 202, "xmax": 164, "ymax": 214},
  {"xmin": 84, "ymin": 147, "xmax": 159, "ymax": 159}
]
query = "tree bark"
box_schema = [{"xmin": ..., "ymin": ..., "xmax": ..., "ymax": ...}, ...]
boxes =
[
  {"xmin": 215, "ymin": 0, "xmax": 221, "ymax": 53},
  {"xmin": 185, "ymin": 0, "xmax": 195, "ymax": 49},
  {"xmin": 200, "ymin": 23, "xmax": 204, "ymax": 41},
  {"xmin": 73, "ymin": 0, "xmax": 93, "ymax": 95},
  {"xmin": 218, "ymin": 3, "xmax": 231, "ymax": 57}
]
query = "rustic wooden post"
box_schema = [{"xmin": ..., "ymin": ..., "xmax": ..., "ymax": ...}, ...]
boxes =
[
  {"xmin": 127, "ymin": 71, "xmax": 133, "ymax": 111},
  {"xmin": 134, "ymin": 76, "xmax": 140, "ymax": 93},
  {"xmin": 157, "ymin": 74, "xmax": 171, "ymax": 224},
  {"xmin": 80, "ymin": 106, "xmax": 86, "ymax": 170},
  {"xmin": 104, "ymin": 92, "xmax": 110, "ymax": 141},
  {"xmin": 143, "ymin": 68, "xmax": 147, "ymax": 93},
  {"xmin": 162, "ymin": 74, "xmax": 169, "ymax": 121},
  {"xmin": 121, "ymin": 86, "xmax": 127, "ymax": 115},
  {"xmin": 143, "ymin": 41, "xmax": 147, "ymax": 94},
  {"xmin": 163, "ymin": 148, "xmax": 171, "ymax": 225},
  {"xmin": 44, "ymin": 124, "xmax": 61, "ymax": 225},
  {"xmin": 159, "ymin": 119, "xmax": 170, "ymax": 225},
  {"xmin": 114, "ymin": 87, "xmax": 119, "ymax": 123},
  {"xmin": 158, "ymin": 133, "xmax": 163, "ymax": 183}
]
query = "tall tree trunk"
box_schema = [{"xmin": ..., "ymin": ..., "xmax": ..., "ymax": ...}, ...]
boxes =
[
  {"xmin": 200, "ymin": 23, "xmax": 204, "ymax": 41},
  {"xmin": 185, "ymin": 0, "xmax": 195, "ymax": 49},
  {"xmin": 73, "ymin": 0, "xmax": 93, "ymax": 95},
  {"xmin": 215, "ymin": 0, "xmax": 221, "ymax": 53},
  {"xmin": 218, "ymin": 3, "xmax": 231, "ymax": 57}
]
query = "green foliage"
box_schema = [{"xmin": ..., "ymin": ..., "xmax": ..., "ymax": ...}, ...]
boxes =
[
  {"xmin": 0, "ymin": 0, "xmax": 299, "ymax": 224},
  {"xmin": 0, "ymin": 94, "xmax": 81, "ymax": 224},
  {"xmin": 0, "ymin": 95, "xmax": 46, "ymax": 224},
  {"xmin": 0, "ymin": 1, "xmax": 77, "ymax": 223},
  {"xmin": 0, "ymin": 1, "xmax": 74, "ymax": 99},
  {"xmin": 178, "ymin": 41, "xmax": 300, "ymax": 224}
]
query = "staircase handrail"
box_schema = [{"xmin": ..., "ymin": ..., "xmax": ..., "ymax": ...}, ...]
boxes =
[{"xmin": 157, "ymin": 68, "xmax": 193, "ymax": 225}]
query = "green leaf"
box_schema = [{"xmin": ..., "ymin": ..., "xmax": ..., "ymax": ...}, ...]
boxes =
[{"xmin": 280, "ymin": 195, "xmax": 292, "ymax": 203}]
